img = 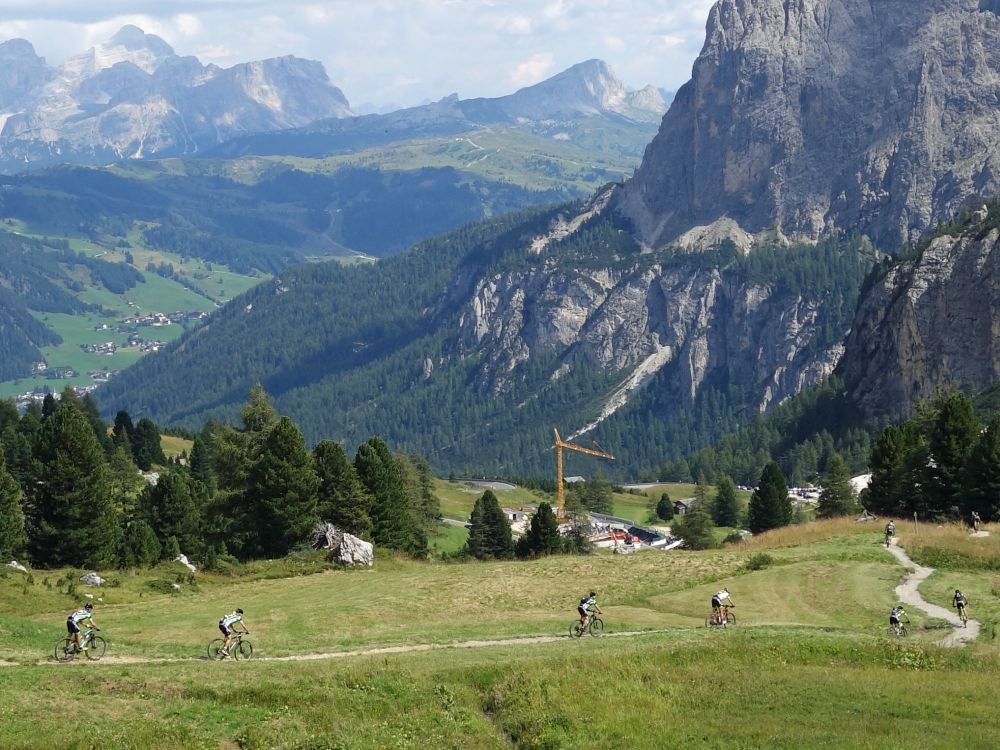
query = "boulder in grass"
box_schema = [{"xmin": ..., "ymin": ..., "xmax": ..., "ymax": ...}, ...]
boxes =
[
  {"xmin": 7, "ymin": 560, "xmax": 27, "ymax": 573},
  {"xmin": 80, "ymin": 572, "xmax": 105, "ymax": 586},
  {"xmin": 311, "ymin": 522, "xmax": 374, "ymax": 567},
  {"xmin": 175, "ymin": 554, "xmax": 197, "ymax": 572}
]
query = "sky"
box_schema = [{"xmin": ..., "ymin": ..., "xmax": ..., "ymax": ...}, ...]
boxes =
[{"xmin": 0, "ymin": 1, "xmax": 716, "ymax": 110}]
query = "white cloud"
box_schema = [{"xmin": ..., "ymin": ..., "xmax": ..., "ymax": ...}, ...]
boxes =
[
  {"xmin": 173, "ymin": 14, "xmax": 203, "ymax": 38},
  {"xmin": 511, "ymin": 52, "xmax": 555, "ymax": 87},
  {"xmin": 603, "ymin": 35, "xmax": 625, "ymax": 52}
]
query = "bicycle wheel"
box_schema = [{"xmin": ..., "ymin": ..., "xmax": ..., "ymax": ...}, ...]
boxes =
[
  {"xmin": 588, "ymin": 618, "xmax": 604, "ymax": 637},
  {"xmin": 85, "ymin": 636, "xmax": 106, "ymax": 661},
  {"xmin": 234, "ymin": 640, "xmax": 253, "ymax": 660},
  {"xmin": 53, "ymin": 637, "xmax": 75, "ymax": 662},
  {"xmin": 570, "ymin": 621, "xmax": 584, "ymax": 638},
  {"xmin": 725, "ymin": 611, "xmax": 736, "ymax": 626},
  {"xmin": 898, "ymin": 624, "xmax": 908, "ymax": 637},
  {"xmin": 208, "ymin": 638, "xmax": 226, "ymax": 660}
]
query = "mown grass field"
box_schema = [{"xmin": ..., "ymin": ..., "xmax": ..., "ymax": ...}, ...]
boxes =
[{"xmin": 1, "ymin": 519, "xmax": 998, "ymax": 747}]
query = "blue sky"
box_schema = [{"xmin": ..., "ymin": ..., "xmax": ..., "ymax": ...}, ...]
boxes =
[{"xmin": 0, "ymin": 1, "xmax": 716, "ymax": 109}]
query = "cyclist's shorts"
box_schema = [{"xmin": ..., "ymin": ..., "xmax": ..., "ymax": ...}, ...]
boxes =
[
  {"xmin": 577, "ymin": 606, "xmax": 587, "ymax": 618},
  {"xmin": 67, "ymin": 618, "xmax": 80, "ymax": 634},
  {"xmin": 711, "ymin": 597, "xmax": 722, "ymax": 609},
  {"xmin": 219, "ymin": 621, "xmax": 231, "ymax": 636},
  {"xmin": 889, "ymin": 616, "xmax": 900, "ymax": 626}
]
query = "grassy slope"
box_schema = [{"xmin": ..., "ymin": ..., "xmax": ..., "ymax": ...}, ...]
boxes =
[{"xmin": 1, "ymin": 519, "xmax": 997, "ymax": 748}]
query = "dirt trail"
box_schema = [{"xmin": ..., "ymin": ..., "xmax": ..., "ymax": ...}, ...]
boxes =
[
  {"xmin": 886, "ymin": 538, "xmax": 980, "ymax": 647},
  {"xmin": 1, "ymin": 628, "xmax": 675, "ymax": 668}
]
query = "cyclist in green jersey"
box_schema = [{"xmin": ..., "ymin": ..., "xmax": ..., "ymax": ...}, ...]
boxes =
[
  {"xmin": 218, "ymin": 608, "xmax": 248, "ymax": 657},
  {"xmin": 67, "ymin": 603, "xmax": 99, "ymax": 652}
]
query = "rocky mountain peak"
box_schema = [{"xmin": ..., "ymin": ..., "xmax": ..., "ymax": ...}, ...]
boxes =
[
  {"xmin": 0, "ymin": 39, "xmax": 41, "ymax": 60},
  {"xmin": 616, "ymin": 0, "xmax": 1000, "ymax": 252}
]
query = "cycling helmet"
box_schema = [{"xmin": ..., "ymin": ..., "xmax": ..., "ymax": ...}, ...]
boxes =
[
  {"xmin": 955, "ymin": 589, "xmax": 962, "ymax": 594},
  {"xmin": 236, "ymin": 608, "xmax": 244, "ymax": 614},
  {"xmin": 589, "ymin": 591, "xmax": 596, "ymax": 597},
  {"xmin": 84, "ymin": 603, "xmax": 93, "ymax": 610}
]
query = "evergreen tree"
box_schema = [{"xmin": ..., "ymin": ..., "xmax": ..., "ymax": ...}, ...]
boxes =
[
  {"xmin": 120, "ymin": 520, "xmax": 161, "ymax": 567},
  {"xmin": 243, "ymin": 416, "xmax": 320, "ymax": 559},
  {"xmin": 0, "ymin": 448, "xmax": 27, "ymax": 560},
  {"xmin": 713, "ymin": 475, "xmax": 741, "ymax": 527},
  {"xmin": 656, "ymin": 492, "xmax": 674, "ymax": 521},
  {"xmin": 132, "ymin": 417, "xmax": 166, "ymax": 471},
  {"xmin": 963, "ymin": 415, "xmax": 1000, "ymax": 521},
  {"xmin": 517, "ymin": 502, "xmax": 561, "ymax": 557},
  {"xmin": 863, "ymin": 422, "xmax": 925, "ymax": 516},
  {"xmin": 79, "ymin": 393, "xmax": 112, "ymax": 454},
  {"xmin": 112, "ymin": 410, "xmax": 135, "ymax": 455},
  {"xmin": 313, "ymin": 440, "xmax": 372, "ymax": 538},
  {"xmin": 0, "ymin": 398, "xmax": 18, "ymax": 435},
  {"xmin": 816, "ymin": 453, "xmax": 859, "ymax": 518},
  {"xmin": 747, "ymin": 462, "xmax": 791, "ymax": 534},
  {"xmin": 466, "ymin": 490, "xmax": 513, "ymax": 560},
  {"xmin": 29, "ymin": 400, "xmax": 120, "ymax": 567},
  {"xmin": 107, "ymin": 445, "xmax": 145, "ymax": 518},
  {"xmin": 354, "ymin": 437, "xmax": 425, "ymax": 556},
  {"xmin": 140, "ymin": 469, "xmax": 206, "ymax": 557},
  {"xmin": 41, "ymin": 393, "xmax": 57, "ymax": 421},
  {"xmin": 569, "ymin": 472, "xmax": 614, "ymax": 514},
  {"xmin": 926, "ymin": 392, "xmax": 979, "ymax": 517},
  {"xmin": 188, "ymin": 434, "xmax": 216, "ymax": 494},
  {"xmin": 672, "ymin": 498, "xmax": 716, "ymax": 549}
]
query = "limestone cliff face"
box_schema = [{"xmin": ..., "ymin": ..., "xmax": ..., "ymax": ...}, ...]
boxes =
[
  {"xmin": 838, "ymin": 211, "xmax": 1000, "ymax": 420},
  {"xmin": 455, "ymin": 203, "xmax": 843, "ymax": 428},
  {"xmin": 617, "ymin": 0, "xmax": 1000, "ymax": 251}
]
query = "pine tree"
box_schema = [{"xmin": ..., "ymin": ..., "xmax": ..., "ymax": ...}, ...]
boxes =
[
  {"xmin": 0, "ymin": 448, "xmax": 27, "ymax": 560},
  {"xmin": 817, "ymin": 454, "xmax": 858, "ymax": 518},
  {"xmin": 518, "ymin": 502, "xmax": 561, "ymax": 557},
  {"xmin": 112, "ymin": 410, "xmax": 135, "ymax": 456},
  {"xmin": 926, "ymin": 392, "xmax": 979, "ymax": 517},
  {"xmin": 29, "ymin": 400, "xmax": 120, "ymax": 568},
  {"xmin": 466, "ymin": 490, "xmax": 513, "ymax": 560},
  {"xmin": 79, "ymin": 393, "xmax": 112, "ymax": 454},
  {"xmin": 243, "ymin": 416, "xmax": 320, "ymax": 559},
  {"xmin": 747, "ymin": 462, "xmax": 791, "ymax": 534},
  {"xmin": 656, "ymin": 492, "xmax": 674, "ymax": 521},
  {"xmin": 313, "ymin": 440, "xmax": 372, "ymax": 538},
  {"xmin": 672, "ymin": 498, "xmax": 716, "ymax": 549},
  {"xmin": 713, "ymin": 475, "xmax": 741, "ymax": 527},
  {"xmin": 107, "ymin": 445, "xmax": 145, "ymax": 519},
  {"xmin": 354, "ymin": 437, "xmax": 426, "ymax": 556},
  {"xmin": 120, "ymin": 520, "xmax": 161, "ymax": 567},
  {"xmin": 141, "ymin": 469, "xmax": 206, "ymax": 557},
  {"xmin": 963, "ymin": 415, "xmax": 1000, "ymax": 521},
  {"xmin": 188, "ymin": 434, "xmax": 216, "ymax": 494},
  {"xmin": 863, "ymin": 422, "xmax": 925, "ymax": 516},
  {"xmin": 132, "ymin": 417, "xmax": 166, "ymax": 471}
]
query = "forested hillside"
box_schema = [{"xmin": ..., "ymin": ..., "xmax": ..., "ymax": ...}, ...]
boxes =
[{"xmin": 100, "ymin": 202, "xmax": 877, "ymax": 479}]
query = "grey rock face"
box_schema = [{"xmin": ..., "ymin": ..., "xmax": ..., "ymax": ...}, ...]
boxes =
[
  {"xmin": 0, "ymin": 26, "xmax": 353, "ymax": 169},
  {"xmin": 80, "ymin": 572, "xmax": 106, "ymax": 586},
  {"xmin": 617, "ymin": 0, "xmax": 1000, "ymax": 251},
  {"xmin": 311, "ymin": 522, "xmax": 374, "ymax": 567},
  {"xmin": 838, "ymin": 222, "xmax": 1000, "ymax": 420}
]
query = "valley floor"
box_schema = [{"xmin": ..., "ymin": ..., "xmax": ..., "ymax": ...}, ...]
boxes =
[{"xmin": 1, "ymin": 519, "xmax": 997, "ymax": 749}]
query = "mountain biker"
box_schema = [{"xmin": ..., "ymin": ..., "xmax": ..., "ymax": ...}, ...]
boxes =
[
  {"xmin": 711, "ymin": 587, "xmax": 734, "ymax": 624},
  {"xmin": 885, "ymin": 521, "xmax": 895, "ymax": 545},
  {"xmin": 67, "ymin": 602, "xmax": 98, "ymax": 653},
  {"xmin": 578, "ymin": 591, "xmax": 601, "ymax": 629},
  {"xmin": 971, "ymin": 511, "xmax": 982, "ymax": 531},
  {"xmin": 218, "ymin": 608, "xmax": 248, "ymax": 657},
  {"xmin": 889, "ymin": 604, "xmax": 906, "ymax": 634},
  {"xmin": 953, "ymin": 589, "xmax": 969, "ymax": 621}
]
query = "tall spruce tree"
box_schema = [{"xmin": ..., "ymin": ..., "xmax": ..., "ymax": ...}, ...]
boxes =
[
  {"xmin": 963, "ymin": 415, "xmax": 1000, "ymax": 521},
  {"xmin": 747, "ymin": 462, "xmax": 791, "ymax": 534},
  {"xmin": 140, "ymin": 469, "xmax": 206, "ymax": 557},
  {"xmin": 816, "ymin": 453, "xmax": 859, "ymax": 518},
  {"xmin": 132, "ymin": 417, "xmax": 166, "ymax": 471},
  {"xmin": 926, "ymin": 392, "xmax": 979, "ymax": 517},
  {"xmin": 313, "ymin": 440, "xmax": 372, "ymax": 538},
  {"xmin": 466, "ymin": 490, "xmax": 513, "ymax": 560},
  {"xmin": 112, "ymin": 410, "xmax": 135, "ymax": 456},
  {"xmin": 79, "ymin": 393, "xmax": 112, "ymax": 454},
  {"xmin": 29, "ymin": 401, "xmax": 120, "ymax": 567},
  {"xmin": 354, "ymin": 437, "xmax": 425, "ymax": 556},
  {"xmin": 243, "ymin": 416, "xmax": 320, "ymax": 559},
  {"xmin": 713, "ymin": 475, "xmax": 741, "ymax": 527},
  {"xmin": 517, "ymin": 502, "xmax": 561, "ymax": 557},
  {"xmin": 863, "ymin": 422, "xmax": 925, "ymax": 516},
  {"xmin": 120, "ymin": 519, "xmax": 161, "ymax": 568},
  {"xmin": 656, "ymin": 492, "xmax": 674, "ymax": 521},
  {"xmin": 0, "ymin": 448, "xmax": 27, "ymax": 560},
  {"xmin": 188, "ymin": 434, "xmax": 216, "ymax": 494}
]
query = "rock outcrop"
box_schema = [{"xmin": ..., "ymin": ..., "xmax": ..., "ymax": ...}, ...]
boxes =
[
  {"xmin": 838, "ymin": 208, "xmax": 1000, "ymax": 420},
  {"xmin": 617, "ymin": 0, "xmax": 1000, "ymax": 251},
  {"xmin": 0, "ymin": 25, "xmax": 353, "ymax": 170},
  {"xmin": 311, "ymin": 523, "xmax": 374, "ymax": 567}
]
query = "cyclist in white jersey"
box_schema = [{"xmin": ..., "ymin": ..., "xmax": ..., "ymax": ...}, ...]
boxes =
[
  {"xmin": 711, "ymin": 588, "xmax": 734, "ymax": 624},
  {"xmin": 67, "ymin": 603, "xmax": 98, "ymax": 652},
  {"xmin": 218, "ymin": 608, "xmax": 248, "ymax": 657}
]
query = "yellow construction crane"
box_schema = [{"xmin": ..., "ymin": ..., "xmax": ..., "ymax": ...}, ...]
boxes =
[{"xmin": 553, "ymin": 427, "xmax": 615, "ymax": 518}]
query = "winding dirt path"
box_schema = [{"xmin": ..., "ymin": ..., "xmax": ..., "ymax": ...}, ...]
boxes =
[{"xmin": 885, "ymin": 538, "xmax": 980, "ymax": 647}]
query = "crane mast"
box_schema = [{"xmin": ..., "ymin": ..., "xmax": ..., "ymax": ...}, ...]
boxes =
[{"xmin": 553, "ymin": 428, "xmax": 615, "ymax": 518}]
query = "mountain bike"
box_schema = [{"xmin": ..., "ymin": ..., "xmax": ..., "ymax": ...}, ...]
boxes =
[
  {"xmin": 887, "ymin": 615, "xmax": 910, "ymax": 637},
  {"xmin": 706, "ymin": 604, "xmax": 736, "ymax": 628},
  {"xmin": 957, "ymin": 604, "xmax": 969, "ymax": 627},
  {"xmin": 570, "ymin": 612, "xmax": 604, "ymax": 638},
  {"xmin": 208, "ymin": 631, "xmax": 253, "ymax": 660},
  {"xmin": 53, "ymin": 628, "xmax": 106, "ymax": 662}
]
